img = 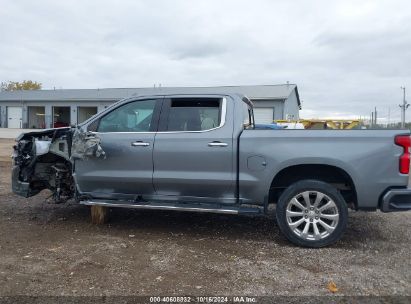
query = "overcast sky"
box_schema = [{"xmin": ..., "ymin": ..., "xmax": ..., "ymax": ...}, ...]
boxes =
[{"xmin": 1, "ymin": 0, "xmax": 410, "ymax": 121}]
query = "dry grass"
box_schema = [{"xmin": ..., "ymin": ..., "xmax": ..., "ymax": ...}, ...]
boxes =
[{"xmin": 0, "ymin": 138, "xmax": 15, "ymax": 162}]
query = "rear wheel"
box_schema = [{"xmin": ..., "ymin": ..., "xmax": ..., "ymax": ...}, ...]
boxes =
[{"xmin": 276, "ymin": 180, "xmax": 348, "ymax": 248}]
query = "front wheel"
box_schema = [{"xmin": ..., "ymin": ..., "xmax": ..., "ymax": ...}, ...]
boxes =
[{"xmin": 276, "ymin": 180, "xmax": 348, "ymax": 248}]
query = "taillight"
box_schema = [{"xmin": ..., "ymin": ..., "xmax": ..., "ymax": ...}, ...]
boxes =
[{"xmin": 395, "ymin": 135, "xmax": 411, "ymax": 174}]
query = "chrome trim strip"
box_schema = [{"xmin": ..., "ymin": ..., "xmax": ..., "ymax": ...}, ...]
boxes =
[{"xmin": 80, "ymin": 200, "xmax": 239, "ymax": 214}]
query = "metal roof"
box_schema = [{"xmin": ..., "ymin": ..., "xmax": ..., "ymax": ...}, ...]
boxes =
[{"xmin": 0, "ymin": 84, "xmax": 300, "ymax": 106}]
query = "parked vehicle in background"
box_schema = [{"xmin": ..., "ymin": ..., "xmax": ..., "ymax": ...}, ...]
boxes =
[{"xmin": 11, "ymin": 93, "xmax": 411, "ymax": 247}]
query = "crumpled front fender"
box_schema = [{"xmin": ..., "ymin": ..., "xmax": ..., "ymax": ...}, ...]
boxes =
[{"xmin": 71, "ymin": 128, "xmax": 106, "ymax": 160}]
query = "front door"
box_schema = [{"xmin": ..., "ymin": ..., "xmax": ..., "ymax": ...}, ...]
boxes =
[
  {"xmin": 74, "ymin": 98, "xmax": 162, "ymax": 199},
  {"xmin": 153, "ymin": 96, "xmax": 235, "ymax": 203},
  {"xmin": 7, "ymin": 106, "xmax": 22, "ymax": 128}
]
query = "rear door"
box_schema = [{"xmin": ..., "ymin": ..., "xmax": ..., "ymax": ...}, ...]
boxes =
[
  {"xmin": 153, "ymin": 96, "xmax": 236, "ymax": 203},
  {"xmin": 74, "ymin": 98, "xmax": 162, "ymax": 198}
]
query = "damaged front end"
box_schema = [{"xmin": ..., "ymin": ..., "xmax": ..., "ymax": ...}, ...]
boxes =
[
  {"xmin": 12, "ymin": 127, "xmax": 105, "ymax": 203},
  {"xmin": 12, "ymin": 128, "xmax": 75, "ymax": 202}
]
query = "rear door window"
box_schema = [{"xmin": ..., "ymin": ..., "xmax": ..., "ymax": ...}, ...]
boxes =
[{"xmin": 165, "ymin": 98, "xmax": 222, "ymax": 131}]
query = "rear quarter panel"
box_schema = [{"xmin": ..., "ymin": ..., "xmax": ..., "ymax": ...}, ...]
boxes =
[{"xmin": 239, "ymin": 129, "xmax": 409, "ymax": 209}]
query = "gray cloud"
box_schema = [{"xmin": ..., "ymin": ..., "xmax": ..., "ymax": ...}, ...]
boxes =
[
  {"xmin": 170, "ymin": 42, "xmax": 227, "ymax": 59},
  {"xmin": 0, "ymin": 0, "xmax": 411, "ymax": 122}
]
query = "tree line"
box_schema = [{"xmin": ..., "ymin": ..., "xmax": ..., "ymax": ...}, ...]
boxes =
[{"xmin": 1, "ymin": 80, "xmax": 42, "ymax": 91}]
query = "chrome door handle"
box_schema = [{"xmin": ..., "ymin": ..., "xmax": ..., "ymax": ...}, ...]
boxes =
[
  {"xmin": 208, "ymin": 142, "xmax": 228, "ymax": 147},
  {"xmin": 131, "ymin": 141, "xmax": 150, "ymax": 147}
]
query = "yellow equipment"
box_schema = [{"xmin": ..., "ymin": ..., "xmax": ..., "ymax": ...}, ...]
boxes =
[{"xmin": 275, "ymin": 119, "xmax": 360, "ymax": 130}]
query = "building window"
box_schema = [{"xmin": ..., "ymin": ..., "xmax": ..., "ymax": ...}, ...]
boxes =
[{"xmin": 53, "ymin": 106, "xmax": 71, "ymax": 128}]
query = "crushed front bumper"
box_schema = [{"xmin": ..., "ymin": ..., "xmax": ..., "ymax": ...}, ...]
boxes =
[
  {"xmin": 381, "ymin": 188, "xmax": 411, "ymax": 212},
  {"xmin": 11, "ymin": 165, "xmax": 31, "ymax": 197}
]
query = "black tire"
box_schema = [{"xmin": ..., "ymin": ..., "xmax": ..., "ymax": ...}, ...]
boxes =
[{"xmin": 276, "ymin": 179, "xmax": 348, "ymax": 248}]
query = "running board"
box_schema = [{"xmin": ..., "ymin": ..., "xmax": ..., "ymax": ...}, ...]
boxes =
[{"xmin": 80, "ymin": 200, "xmax": 261, "ymax": 215}]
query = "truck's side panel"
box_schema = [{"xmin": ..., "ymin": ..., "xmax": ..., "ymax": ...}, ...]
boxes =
[{"xmin": 239, "ymin": 130, "xmax": 408, "ymax": 209}]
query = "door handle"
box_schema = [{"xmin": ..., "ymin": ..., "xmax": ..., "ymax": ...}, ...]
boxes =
[
  {"xmin": 131, "ymin": 141, "xmax": 150, "ymax": 147},
  {"xmin": 208, "ymin": 141, "xmax": 228, "ymax": 147}
]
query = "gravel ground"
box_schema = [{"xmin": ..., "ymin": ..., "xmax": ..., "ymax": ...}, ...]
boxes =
[{"xmin": 0, "ymin": 141, "xmax": 410, "ymax": 297}]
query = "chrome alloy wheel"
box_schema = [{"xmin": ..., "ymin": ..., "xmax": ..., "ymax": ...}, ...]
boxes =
[{"xmin": 285, "ymin": 191, "xmax": 339, "ymax": 241}]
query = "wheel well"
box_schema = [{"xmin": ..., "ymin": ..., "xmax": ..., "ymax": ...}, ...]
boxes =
[{"xmin": 269, "ymin": 164, "xmax": 357, "ymax": 209}]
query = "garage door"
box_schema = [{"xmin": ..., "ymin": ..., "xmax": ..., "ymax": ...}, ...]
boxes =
[
  {"xmin": 253, "ymin": 108, "xmax": 274, "ymax": 124},
  {"xmin": 7, "ymin": 106, "xmax": 23, "ymax": 128},
  {"xmin": 77, "ymin": 106, "xmax": 98, "ymax": 123}
]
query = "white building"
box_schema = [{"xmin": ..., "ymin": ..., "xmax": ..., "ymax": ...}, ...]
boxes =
[{"xmin": 0, "ymin": 84, "xmax": 301, "ymax": 128}]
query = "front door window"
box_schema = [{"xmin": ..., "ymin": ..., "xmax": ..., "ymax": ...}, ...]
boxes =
[{"xmin": 98, "ymin": 99, "xmax": 157, "ymax": 133}]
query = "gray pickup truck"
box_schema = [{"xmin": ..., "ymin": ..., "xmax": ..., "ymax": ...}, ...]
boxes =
[{"xmin": 11, "ymin": 93, "xmax": 411, "ymax": 247}]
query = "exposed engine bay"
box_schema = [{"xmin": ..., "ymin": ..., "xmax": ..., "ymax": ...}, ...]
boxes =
[{"xmin": 12, "ymin": 127, "xmax": 105, "ymax": 203}]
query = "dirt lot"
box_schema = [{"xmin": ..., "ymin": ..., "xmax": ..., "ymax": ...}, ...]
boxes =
[{"xmin": 0, "ymin": 138, "xmax": 410, "ymax": 297}]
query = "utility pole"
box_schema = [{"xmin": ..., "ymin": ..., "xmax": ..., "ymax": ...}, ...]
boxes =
[
  {"xmin": 399, "ymin": 86, "xmax": 409, "ymax": 128},
  {"xmin": 374, "ymin": 106, "xmax": 377, "ymax": 126},
  {"xmin": 388, "ymin": 107, "xmax": 391, "ymax": 128},
  {"xmin": 371, "ymin": 112, "xmax": 374, "ymax": 127}
]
